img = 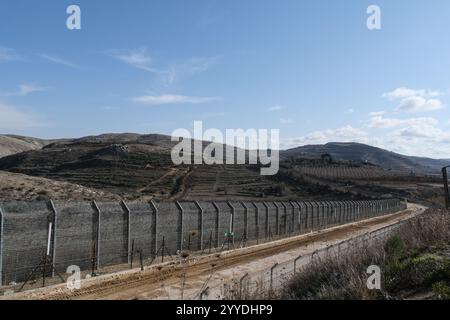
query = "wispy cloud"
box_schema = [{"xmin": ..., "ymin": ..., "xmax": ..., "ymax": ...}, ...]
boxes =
[
  {"xmin": 383, "ymin": 87, "xmax": 442, "ymax": 100},
  {"xmin": 368, "ymin": 112, "xmax": 438, "ymax": 129},
  {"xmin": 397, "ymin": 96, "xmax": 444, "ymax": 113},
  {"xmin": 282, "ymin": 123, "xmax": 450, "ymax": 158},
  {"xmin": 0, "ymin": 84, "xmax": 49, "ymax": 97},
  {"xmin": 38, "ymin": 54, "xmax": 80, "ymax": 69},
  {"xmin": 108, "ymin": 48, "xmax": 157, "ymax": 72},
  {"xmin": 163, "ymin": 56, "xmax": 221, "ymax": 85},
  {"xmin": 383, "ymin": 87, "xmax": 445, "ymax": 113},
  {"xmin": 0, "ymin": 102, "xmax": 42, "ymax": 130},
  {"xmin": 132, "ymin": 94, "xmax": 219, "ymax": 105},
  {"xmin": 345, "ymin": 108, "xmax": 354, "ymax": 114},
  {"xmin": 109, "ymin": 48, "xmax": 220, "ymax": 86},
  {"xmin": 0, "ymin": 47, "xmax": 21, "ymax": 62},
  {"xmin": 266, "ymin": 105, "xmax": 285, "ymax": 112}
]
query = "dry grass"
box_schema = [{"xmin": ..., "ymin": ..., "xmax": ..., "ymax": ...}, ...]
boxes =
[{"xmin": 274, "ymin": 209, "xmax": 450, "ymax": 300}]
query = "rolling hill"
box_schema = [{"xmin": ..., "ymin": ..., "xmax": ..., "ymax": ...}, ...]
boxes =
[
  {"xmin": 0, "ymin": 134, "xmax": 446, "ymax": 205},
  {"xmin": 0, "ymin": 135, "xmax": 50, "ymax": 158},
  {"xmin": 281, "ymin": 142, "xmax": 450, "ymax": 174}
]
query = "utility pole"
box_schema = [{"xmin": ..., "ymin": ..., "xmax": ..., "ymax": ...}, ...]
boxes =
[{"xmin": 443, "ymin": 166, "xmax": 450, "ymax": 209}]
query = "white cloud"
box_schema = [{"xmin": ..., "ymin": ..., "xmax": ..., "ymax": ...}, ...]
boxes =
[
  {"xmin": 383, "ymin": 87, "xmax": 442, "ymax": 100},
  {"xmin": 394, "ymin": 123, "xmax": 444, "ymax": 139},
  {"xmin": 0, "ymin": 47, "xmax": 20, "ymax": 62},
  {"xmin": 109, "ymin": 49, "xmax": 220, "ymax": 85},
  {"xmin": 383, "ymin": 87, "xmax": 445, "ymax": 113},
  {"xmin": 0, "ymin": 84, "xmax": 48, "ymax": 97},
  {"xmin": 368, "ymin": 111, "xmax": 385, "ymax": 117},
  {"xmin": 281, "ymin": 89, "xmax": 450, "ymax": 157},
  {"xmin": 132, "ymin": 94, "xmax": 219, "ymax": 105},
  {"xmin": 266, "ymin": 105, "xmax": 285, "ymax": 112},
  {"xmin": 0, "ymin": 47, "xmax": 22, "ymax": 63},
  {"xmin": 345, "ymin": 108, "xmax": 354, "ymax": 114},
  {"xmin": 39, "ymin": 54, "xmax": 80, "ymax": 69},
  {"xmin": 182, "ymin": 56, "xmax": 221, "ymax": 74},
  {"xmin": 162, "ymin": 56, "xmax": 221, "ymax": 85},
  {"xmin": 368, "ymin": 113, "xmax": 438, "ymax": 129},
  {"xmin": 398, "ymin": 96, "xmax": 444, "ymax": 113},
  {"xmin": 0, "ymin": 102, "xmax": 41, "ymax": 130},
  {"xmin": 382, "ymin": 123, "xmax": 450, "ymax": 158},
  {"xmin": 109, "ymin": 48, "xmax": 157, "ymax": 73},
  {"xmin": 18, "ymin": 84, "xmax": 46, "ymax": 96},
  {"xmin": 282, "ymin": 116, "xmax": 450, "ymax": 158}
]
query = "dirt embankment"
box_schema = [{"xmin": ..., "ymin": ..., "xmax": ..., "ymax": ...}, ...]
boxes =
[{"xmin": 0, "ymin": 171, "xmax": 120, "ymax": 201}]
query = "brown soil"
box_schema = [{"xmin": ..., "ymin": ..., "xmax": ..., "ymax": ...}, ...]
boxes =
[{"xmin": 0, "ymin": 171, "xmax": 120, "ymax": 201}]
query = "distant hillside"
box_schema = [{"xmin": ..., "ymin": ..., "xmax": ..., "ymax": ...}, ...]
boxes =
[
  {"xmin": 71, "ymin": 133, "xmax": 176, "ymax": 148},
  {"xmin": 282, "ymin": 142, "xmax": 450, "ymax": 173},
  {"xmin": 0, "ymin": 133, "xmax": 287, "ymax": 201},
  {"xmin": 0, "ymin": 133, "xmax": 446, "ymax": 204},
  {"xmin": 2, "ymin": 135, "xmax": 448, "ymax": 174},
  {"xmin": 0, "ymin": 135, "xmax": 51, "ymax": 158}
]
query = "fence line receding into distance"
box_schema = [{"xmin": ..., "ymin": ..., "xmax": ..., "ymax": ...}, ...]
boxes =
[{"xmin": 0, "ymin": 199, "xmax": 406, "ymax": 286}]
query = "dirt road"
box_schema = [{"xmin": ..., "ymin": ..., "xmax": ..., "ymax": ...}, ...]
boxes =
[{"xmin": 4, "ymin": 203, "xmax": 425, "ymax": 300}]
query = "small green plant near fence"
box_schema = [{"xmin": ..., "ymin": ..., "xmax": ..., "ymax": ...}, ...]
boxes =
[{"xmin": 384, "ymin": 234, "xmax": 405, "ymax": 260}]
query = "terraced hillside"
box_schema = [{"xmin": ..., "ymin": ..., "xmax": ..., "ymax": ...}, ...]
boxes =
[
  {"xmin": 294, "ymin": 164, "xmax": 397, "ymax": 180},
  {"xmin": 0, "ymin": 133, "xmax": 446, "ymax": 205},
  {"xmin": 0, "ymin": 134, "xmax": 297, "ymax": 201},
  {"xmin": 184, "ymin": 165, "xmax": 283, "ymax": 199}
]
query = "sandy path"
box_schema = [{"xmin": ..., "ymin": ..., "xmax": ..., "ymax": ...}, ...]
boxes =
[{"xmin": 4, "ymin": 203, "xmax": 425, "ymax": 300}]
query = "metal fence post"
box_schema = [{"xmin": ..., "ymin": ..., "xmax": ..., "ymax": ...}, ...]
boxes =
[
  {"xmin": 281, "ymin": 202, "xmax": 290, "ymax": 235},
  {"xmin": 92, "ymin": 200, "xmax": 101, "ymax": 269},
  {"xmin": 305, "ymin": 202, "xmax": 312, "ymax": 232},
  {"xmin": 273, "ymin": 202, "xmax": 282, "ymax": 236},
  {"xmin": 0, "ymin": 205, "xmax": 4, "ymax": 286},
  {"xmin": 270, "ymin": 263, "xmax": 278, "ymax": 293},
  {"xmin": 48, "ymin": 200, "xmax": 58, "ymax": 277},
  {"xmin": 175, "ymin": 201, "xmax": 184, "ymax": 251},
  {"xmin": 200, "ymin": 287, "xmax": 209, "ymax": 300},
  {"xmin": 443, "ymin": 166, "xmax": 450, "ymax": 209},
  {"xmin": 212, "ymin": 202, "xmax": 220, "ymax": 248},
  {"xmin": 240, "ymin": 202, "xmax": 250, "ymax": 243},
  {"xmin": 294, "ymin": 255, "xmax": 302, "ymax": 274},
  {"xmin": 291, "ymin": 201, "xmax": 300, "ymax": 235},
  {"xmin": 120, "ymin": 200, "xmax": 132, "ymax": 265},
  {"xmin": 250, "ymin": 202, "xmax": 259, "ymax": 244},
  {"xmin": 149, "ymin": 200, "xmax": 158, "ymax": 257},
  {"xmin": 262, "ymin": 202, "xmax": 269, "ymax": 239},
  {"xmin": 226, "ymin": 201, "xmax": 235, "ymax": 245},
  {"xmin": 194, "ymin": 201, "xmax": 204, "ymax": 251},
  {"xmin": 239, "ymin": 273, "xmax": 249, "ymax": 299}
]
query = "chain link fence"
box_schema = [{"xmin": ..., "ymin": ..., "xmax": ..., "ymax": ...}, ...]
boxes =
[{"xmin": 0, "ymin": 199, "xmax": 405, "ymax": 293}]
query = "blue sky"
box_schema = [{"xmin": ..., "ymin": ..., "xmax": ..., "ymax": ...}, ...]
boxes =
[{"xmin": 1, "ymin": 0, "xmax": 450, "ymax": 157}]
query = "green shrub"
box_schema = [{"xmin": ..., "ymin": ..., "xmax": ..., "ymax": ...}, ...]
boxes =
[
  {"xmin": 432, "ymin": 281, "xmax": 450, "ymax": 300},
  {"xmin": 385, "ymin": 234, "xmax": 405, "ymax": 260}
]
